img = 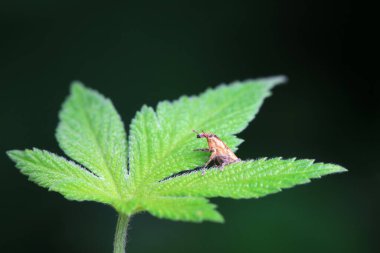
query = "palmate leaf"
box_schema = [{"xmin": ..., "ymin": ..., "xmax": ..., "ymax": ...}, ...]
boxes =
[{"xmin": 7, "ymin": 77, "xmax": 347, "ymax": 224}]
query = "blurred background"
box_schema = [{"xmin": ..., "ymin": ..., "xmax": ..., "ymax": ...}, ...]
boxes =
[{"xmin": 0, "ymin": 1, "xmax": 378, "ymax": 253}]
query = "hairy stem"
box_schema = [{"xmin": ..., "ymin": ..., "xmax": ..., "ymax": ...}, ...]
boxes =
[{"xmin": 113, "ymin": 213, "xmax": 130, "ymax": 253}]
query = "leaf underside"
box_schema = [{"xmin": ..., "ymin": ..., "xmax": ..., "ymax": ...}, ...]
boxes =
[{"xmin": 7, "ymin": 76, "xmax": 347, "ymax": 223}]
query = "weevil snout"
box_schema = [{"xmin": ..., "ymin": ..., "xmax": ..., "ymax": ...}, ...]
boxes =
[{"xmin": 193, "ymin": 129, "xmax": 205, "ymax": 138}]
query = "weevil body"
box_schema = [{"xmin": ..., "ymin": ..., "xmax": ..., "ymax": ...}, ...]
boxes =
[{"xmin": 193, "ymin": 130, "xmax": 241, "ymax": 174}]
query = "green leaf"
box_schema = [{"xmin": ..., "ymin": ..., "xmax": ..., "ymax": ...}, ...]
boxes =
[
  {"xmin": 7, "ymin": 77, "xmax": 347, "ymax": 225},
  {"xmin": 154, "ymin": 158, "xmax": 347, "ymax": 198},
  {"xmin": 141, "ymin": 196, "xmax": 224, "ymax": 223},
  {"xmin": 128, "ymin": 76, "xmax": 287, "ymax": 186},
  {"xmin": 7, "ymin": 149, "xmax": 112, "ymax": 202},
  {"xmin": 56, "ymin": 82, "xmax": 128, "ymax": 197}
]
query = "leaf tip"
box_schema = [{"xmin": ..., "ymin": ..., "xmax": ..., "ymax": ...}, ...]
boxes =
[
  {"xmin": 257, "ymin": 75, "xmax": 288, "ymax": 88},
  {"xmin": 70, "ymin": 80, "xmax": 84, "ymax": 87},
  {"xmin": 329, "ymin": 164, "xmax": 348, "ymax": 173},
  {"xmin": 213, "ymin": 213, "xmax": 225, "ymax": 223},
  {"xmin": 70, "ymin": 81, "xmax": 87, "ymax": 94},
  {"xmin": 6, "ymin": 149, "xmax": 23, "ymax": 161}
]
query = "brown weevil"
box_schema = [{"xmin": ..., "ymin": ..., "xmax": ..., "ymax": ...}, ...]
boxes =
[{"xmin": 193, "ymin": 130, "xmax": 241, "ymax": 175}]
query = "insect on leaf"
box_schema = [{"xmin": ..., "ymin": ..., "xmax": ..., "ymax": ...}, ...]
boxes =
[
  {"xmin": 128, "ymin": 76, "xmax": 287, "ymax": 187},
  {"xmin": 7, "ymin": 76, "xmax": 347, "ymax": 224}
]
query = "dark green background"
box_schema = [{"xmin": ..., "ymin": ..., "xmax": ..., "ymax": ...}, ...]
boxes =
[{"xmin": 1, "ymin": 1, "xmax": 378, "ymax": 253}]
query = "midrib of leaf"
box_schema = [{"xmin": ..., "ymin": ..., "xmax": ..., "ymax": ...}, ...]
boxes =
[
  {"xmin": 139, "ymin": 85, "xmax": 266, "ymax": 189},
  {"xmin": 77, "ymin": 93, "xmax": 123, "ymax": 199}
]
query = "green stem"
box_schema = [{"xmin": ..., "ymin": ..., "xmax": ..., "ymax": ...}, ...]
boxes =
[{"xmin": 113, "ymin": 213, "xmax": 130, "ymax": 253}]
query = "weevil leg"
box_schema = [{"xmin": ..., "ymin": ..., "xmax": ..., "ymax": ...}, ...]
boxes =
[
  {"xmin": 220, "ymin": 164, "xmax": 226, "ymax": 171},
  {"xmin": 202, "ymin": 154, "xmax": 216, "ymax": 175},
  {"xmin": 202, "ymin": 160, "xmax": 212, "ymax": 175},
  {"xmin": 193, "ymin": 148, "xmax": 211, "ymax": 152}
]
